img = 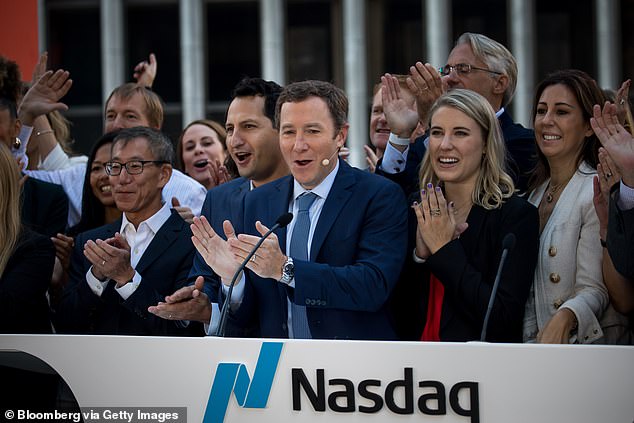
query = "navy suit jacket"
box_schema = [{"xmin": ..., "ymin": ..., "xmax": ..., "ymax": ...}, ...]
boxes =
[
  {"xmin": 187, "ymin": 177, "xmax": 261, "ymax": 337},
  {"xmin": 226, "ymin": 160, "xmax": 409, "ymax": 340},
  {"xmin": 377, "ymin": 110, "xmax": 537, "ymax": 195},
  {"xmin": 189, "ymin": 177, "xmax": 250, "ymax": 301},
  {"xmin": 55, "ymin": 210, "xmax": 196, "ymax": 335}
]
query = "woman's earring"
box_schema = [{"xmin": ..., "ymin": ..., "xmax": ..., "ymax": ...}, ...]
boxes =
[{"xmin": 12, "ymin": 137, "xmax": 21, "ymax": 150}]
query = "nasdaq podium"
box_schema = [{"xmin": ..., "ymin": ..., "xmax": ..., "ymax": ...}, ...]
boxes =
[{"xmin": 1, "ymin": 335, "xmax": 632, "ymax": 423}]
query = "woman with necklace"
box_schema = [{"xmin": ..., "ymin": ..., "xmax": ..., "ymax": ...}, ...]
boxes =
[
  {"xmin": 391, "ymin": 89, "xmax": 539, "ymax": 342},
  {"xmin": 524, "ymin": 69, "xmax": 613, "ymax": 344}
]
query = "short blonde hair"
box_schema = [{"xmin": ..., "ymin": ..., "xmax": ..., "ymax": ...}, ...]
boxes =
[{"xmin": 419, "ymin": 89, "xmax": 514, "ymax": 210}]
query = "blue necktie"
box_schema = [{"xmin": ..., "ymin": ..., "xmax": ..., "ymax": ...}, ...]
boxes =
[{"xmin": 289, "ymin": 192, "xmax": 318, "ymax": 338}]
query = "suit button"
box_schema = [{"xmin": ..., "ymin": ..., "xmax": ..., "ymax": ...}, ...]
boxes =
[
  {"xmin": 553, "ymin": 299, "xmax": 564, "ymax": 309},
  {"xmin": 548, "ymin": 246, "xmax": 557, "ymax": 257},
  {"xmin": 549, "ymin": 273, "xmax": 561, "ymax": 283}
]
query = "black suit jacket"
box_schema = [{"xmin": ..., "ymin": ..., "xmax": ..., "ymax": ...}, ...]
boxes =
[
  {"xmin": 607, "ymin": 188, "xmax": 634, "ymax": 279},
  {"xmin": 55, "ymin": 210, "xmax": 196, "ymax": 335},
  {"xmin": 0, "ymin": 228, "xmax": 55, "ymax": 334},
  {"xmin": 21, "ymin": 177, "xmax": 69, "ymax": 237},
  {"xmin": 376, "ymin": 110, "xmax": 537, "ymax": 195},
  {"xmin": 391, "ymin": 195, "xmax": 539, "ymax": 342}
]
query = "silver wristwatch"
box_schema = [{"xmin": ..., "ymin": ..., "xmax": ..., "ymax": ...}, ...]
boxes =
[{"xmin": 279, "ymin": 257, "xmax": 294, "ymax": 285}]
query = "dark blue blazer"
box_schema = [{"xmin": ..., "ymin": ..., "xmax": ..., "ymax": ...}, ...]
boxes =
[
  {"xmin": 376, "ymin": 110, "xmax": 537, "ymax": 195},
  {"xmin": 54, "ymin": 210, "xmax": 196, "ymax": 336},
  {"xmin": 188, "ymin": 177, "xmax": 250, "ymax": 301},
  {"xmin": 227, "ymin": 160, "xmax": 409, "ymax": 340},
  {"xmin": 187, "ymin": 177, "xmax": 260, "ymax": 337}
]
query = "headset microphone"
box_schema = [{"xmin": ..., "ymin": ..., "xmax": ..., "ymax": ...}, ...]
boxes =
[{"xmin": 321, "ymin": 148, "xmax": 340, "ymax": 167}]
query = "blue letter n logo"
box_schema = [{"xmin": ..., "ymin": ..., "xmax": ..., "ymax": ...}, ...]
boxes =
[{"xmin": 204, "ymin": 342, "xmax": 283, "ymax": 423}]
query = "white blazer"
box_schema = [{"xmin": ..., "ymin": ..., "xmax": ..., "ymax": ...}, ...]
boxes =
[{"xmin": 524, "ymin": 162, "xmax": 608, "ymax": 343}]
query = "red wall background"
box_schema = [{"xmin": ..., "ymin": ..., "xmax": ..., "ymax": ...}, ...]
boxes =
[{"xmin": 0, "ymin": 0, "xmax": 39, "ymax": 80}]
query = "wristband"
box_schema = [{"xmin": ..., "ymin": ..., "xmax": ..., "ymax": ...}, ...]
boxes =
[{"xmin": 389, "ymin": 132, "xmax": 410, "ymax": 146}]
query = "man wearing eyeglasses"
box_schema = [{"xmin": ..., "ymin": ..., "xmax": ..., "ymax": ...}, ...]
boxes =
[
  {"xmin": 55, "ymin": 126, "xmax": 197, "ymax": 336},
  {"xmin": 379, "ymin": 32, "xmax": 536, "ymax": 194}
]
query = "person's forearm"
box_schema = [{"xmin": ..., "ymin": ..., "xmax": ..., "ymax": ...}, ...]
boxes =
[{"xmin": 31, "ymin": 115, "xmax": 58, "ymax": 161}]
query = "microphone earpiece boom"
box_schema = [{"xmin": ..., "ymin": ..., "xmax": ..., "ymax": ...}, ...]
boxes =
[{"xmin": 321, "ymin": 148, "xmax": 340, "ymax": 167}]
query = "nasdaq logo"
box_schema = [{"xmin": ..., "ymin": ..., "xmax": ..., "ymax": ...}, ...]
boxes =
[{"xmin": 204, "ymin": 342, "xmax": 283, "ymax": 423}]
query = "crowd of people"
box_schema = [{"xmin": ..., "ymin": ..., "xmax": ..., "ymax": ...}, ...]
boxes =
[{"xmin": 1, "ymin": 32, "xmax": 632, "ymax": 347}]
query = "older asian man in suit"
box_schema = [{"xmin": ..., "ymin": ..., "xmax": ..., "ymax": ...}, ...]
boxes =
[
  {"xmin": 54, "ymin": 127, "xmax": 196, "ymax": 335},
  {"xmin": 190, "ymin": 80, "xmax": 408, "ymax": 340}
]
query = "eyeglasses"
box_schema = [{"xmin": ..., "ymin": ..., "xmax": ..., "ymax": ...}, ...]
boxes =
[
  {"xmin": 438, "ymin": 63, "xmax": 503, "ymax": 77},
  {"xmin": 104, "ymin": 160, "xmax": 168, "ymax": 176}
]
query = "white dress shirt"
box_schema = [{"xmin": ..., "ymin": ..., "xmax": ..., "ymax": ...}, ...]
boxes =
[{"xmin": 85, "ymin": 201, "xmax": 172, "ymax": 299}]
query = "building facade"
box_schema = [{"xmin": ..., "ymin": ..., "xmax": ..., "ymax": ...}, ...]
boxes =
[{"xmin": 42, "ymin": 0, "xmax": 631, "ymax": 168}]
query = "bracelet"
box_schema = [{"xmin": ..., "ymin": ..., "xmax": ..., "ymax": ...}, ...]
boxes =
[
  {"xmin": 388, "ymin": 132, "xmax": 411, "ymax": 146},
  {"xmin": 412, "ymin": 248, "xmax": 427, "ymax": 264},
  {"xmin": 36, "ymin": 129, "xmax": 53, "ymax": 136},
  {"xmin": 600, "ymin": 238, "xmax": 607, "ymax": 248}
]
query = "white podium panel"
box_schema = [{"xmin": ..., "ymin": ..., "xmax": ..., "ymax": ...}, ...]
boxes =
[{"xmin": 0, "ymin": 335, "xmax": 632, "ymax": 423}]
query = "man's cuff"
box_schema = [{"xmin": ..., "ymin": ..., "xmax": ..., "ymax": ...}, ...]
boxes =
[
  {"xmin": 114, "ymin": 271, "xmax": 142, "ymax": 300},
  {"xmin": 380, "ymin": 139, "xmax": 409, "ymax": 174},
  {"xmin": 86, "ymin": 267, "xmax": 109, "ymax": 296},
  {"xmin": 617, "ymin": 180, "xmax": 634, "ymax": 211},
  {"xmin": 221, "ymin": 272, "xmax": 246, "ymax": 307},
  {"xmin": 388, "ymin": 132, "xmax": 410, "ymax": 146},
  {"xmin": 206, "ymin": 303, "xmax": 221, "ymax": 336}
]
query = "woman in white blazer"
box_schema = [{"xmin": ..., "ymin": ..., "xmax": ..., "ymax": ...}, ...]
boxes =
[{"xmin": 523, "ymin": 70, "xmax": 609, "ymax": 344}]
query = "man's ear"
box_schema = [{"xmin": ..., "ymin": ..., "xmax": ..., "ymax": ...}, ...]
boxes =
[
  {"xmin": 158, "ymin": 164, "xmax": 172, "ymax": 189},
  {"xmin": 492, "ymin": 74, "xmax": 509, "ymax": 97},
  {"xmin": 335, "ymin": 124, "xmax": 349, "ymax": 149}
]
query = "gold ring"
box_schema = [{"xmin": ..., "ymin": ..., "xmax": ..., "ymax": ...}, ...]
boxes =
[
  {"xmin": 430, "ymin": 208, "xmax": 441, "ymax": 216},
  {"xmin": 101, "ymin": 260, "xmax": 106, "ymax": 266},
  {"xmin": 422, "ymin": 85, "xmax": 429, "ymax": 90}
]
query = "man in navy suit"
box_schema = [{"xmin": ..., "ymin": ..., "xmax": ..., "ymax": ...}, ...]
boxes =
[
  {"xmin": 148, "ymin": 78, "xmax": 289, "ymax": 336},
  {"xmin": 378, "ymin": 32, "xmax": 536, "ymax": 194},
  {"xmin": 190, "ymin": 81, "xmax": 408, "ymax": 340},
  {"xmin": 55, "ymin": 127, "xmax": 196, "ymax": 335}
]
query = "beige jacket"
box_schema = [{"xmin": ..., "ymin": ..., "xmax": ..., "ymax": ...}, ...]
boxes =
[{"xmin": 524, "ymin": 162, "xmax": 608, "ymax": 343}]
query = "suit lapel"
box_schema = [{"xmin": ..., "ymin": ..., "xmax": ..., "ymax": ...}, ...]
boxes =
[
  {"xmin": 310, "ymin": 162, "xmax": 354, "ymax": 260},
  {"xmin": 135, "ymin": 212, "xmax": 183, "ymax": 274}
]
